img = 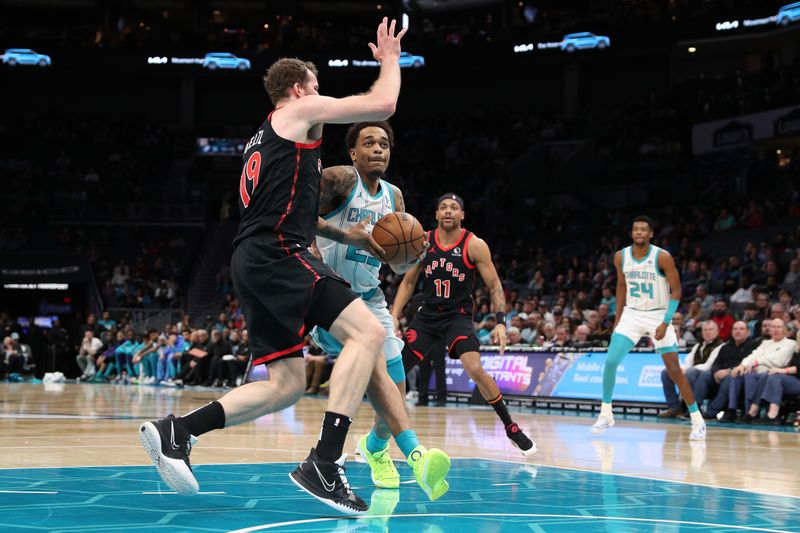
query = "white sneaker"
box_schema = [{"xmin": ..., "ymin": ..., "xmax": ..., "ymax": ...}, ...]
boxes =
[
  {"xmin": 690, "ymin": 421, "xmax": 706, "ymax": 441},
  {"xmin": 406, "ymin": 390, "xmax": 418, "ymax": 401},
  {"xmin": 591, "ymin": 413, "xmax": 615, "ymax": 434}
]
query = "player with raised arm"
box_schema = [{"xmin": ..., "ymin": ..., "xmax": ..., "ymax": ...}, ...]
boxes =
[
  {"xmin": 312, "ymin": 122, "xmax": 450, "ymax": 500},
  {"xmin": 139, "ymin": 19, "xmax": 420, "ymax": 515},
  {"xmin": 391, "ymin": 194, "xmax": 537, "ymax": 456},
  {"xmin": 591, "ymin": 215, "xmax": 706, "ymax": 440}
]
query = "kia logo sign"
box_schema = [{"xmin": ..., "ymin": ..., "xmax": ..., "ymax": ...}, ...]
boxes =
[{"xmin": 1, "ymin": 266, "xmax": 80, "ymax": 276}]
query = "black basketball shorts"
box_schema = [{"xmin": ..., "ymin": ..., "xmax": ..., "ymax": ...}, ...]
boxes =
[
  {"xmin": 401, "ymin": 311, "xmax": 480, "ymax": 372},
  {"xmin": 231, "ymin": 239, "xmax": 358, "ymax": 366}
]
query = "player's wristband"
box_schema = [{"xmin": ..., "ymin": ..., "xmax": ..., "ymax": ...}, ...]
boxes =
[
  {"xmin": 663, "ymin": 299, "xmax": 679, "ymax": 324},
  {"xmin": 495, "ymin": 312, "xmax": 506, "ymax": 325}
]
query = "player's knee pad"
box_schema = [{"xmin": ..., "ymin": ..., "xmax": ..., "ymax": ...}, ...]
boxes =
[
  {"xmin": 386, "ymin": 356, "xmax": 406, "ymax": 384},
  {"xmin": 606, "ymin": 332, "xmax": 635, "ymax": 368}
]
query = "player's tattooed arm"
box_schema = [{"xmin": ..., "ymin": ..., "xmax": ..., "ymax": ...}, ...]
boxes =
[
  {"xmin": 390, "ymin": 184, "xmax": 405, "ymax": 212},
  {"xmin": 316, "ymin": 217, "xmax": 348, "ymax": 243},
  {"xmin": 316, "ymin": 217, "xmax": 385, "ymax": 259},
  {"xmin": 469, "ymin": 237, "xmax": 506, "ymax": 313},
  {"xmin": 319, "ymin": 165, "xmax": 358, "ymax": 216}
]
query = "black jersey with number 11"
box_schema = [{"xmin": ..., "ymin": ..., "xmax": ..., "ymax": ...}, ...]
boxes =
[
  {"xmin": 232, "ymin": 109, "xmax": 323, "ymax": 255},
  {"xmin": 418, "ymin": 228, "xmax": 477, "ymax": 317}
]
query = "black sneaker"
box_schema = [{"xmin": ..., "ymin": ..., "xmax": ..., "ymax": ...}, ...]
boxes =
[
  {"xmin": 139, "ymin": 414, "xmax": 199, "ymax": 494},
  {"xmin": 718, "ymin": 409, "xmax": 737, "ymax": 423},
  {"xmin": 289, "ymin": 448, "xmax": 368, "ymax": 515},
  {"xmin": 506, "ymin": 423, "xmax": 537, "ymax": 456},
  {"xmin": 754, "ymin": 415, "xmax": 783, "ymax": 426},
  {"xmin": 736, "ymin": 413, "xmax": 756, "ymax": 424}
]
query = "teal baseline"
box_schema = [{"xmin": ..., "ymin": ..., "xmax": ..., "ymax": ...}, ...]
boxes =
[{"xmin": 0, "ymin": 458, "xmax": 797, "ymax": 532}]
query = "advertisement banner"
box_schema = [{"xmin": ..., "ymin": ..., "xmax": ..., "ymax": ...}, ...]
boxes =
[
  {"xmin": 550, "ymin": 352, "xmax": 667, "ymax": 402},
  {"xmin": 691, "ymin": 104, "xmax": 800, "ymax": 154},
  {"xmin": 434, "ymin": 352, "xmax": 553, "ymax": 397},
  {"xmin": 431, "ymin": 350, "xmax": 673, "ymax": 403}
]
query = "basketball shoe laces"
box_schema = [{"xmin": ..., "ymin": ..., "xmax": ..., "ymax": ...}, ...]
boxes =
[
  {"xmin": 170, "ymin": 419, "xmax": 194, "ymax": 466},
  {"xmin": 335, "ymin": 456, "xmax": 353, "ymax": 494},
  {"xmin": 369, "ymin": 448, "xmax": 395, "ymax": 479}
]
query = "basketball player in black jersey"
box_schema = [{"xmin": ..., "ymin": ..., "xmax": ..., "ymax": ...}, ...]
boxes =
[
  {"xmin": 391, "ymin": 194, "xmax": 537, "ymax": 455},
  {"xmin": 139, "ymin": 18, "xmax": 416, "ymax": 515}
]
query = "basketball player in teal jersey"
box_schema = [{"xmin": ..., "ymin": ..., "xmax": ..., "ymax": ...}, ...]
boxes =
[
  {"xmin": 313, "ymin": 121, "xmax": 450, "ymax": 501},
  {"xmin": 591, "ymin": 216, "xmax": 706, "ymax": 440}
]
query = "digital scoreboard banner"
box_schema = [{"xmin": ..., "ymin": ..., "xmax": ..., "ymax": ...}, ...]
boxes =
[{"xmin": 429, "ymin": 350, "xmax": 674, "ymax": 404}]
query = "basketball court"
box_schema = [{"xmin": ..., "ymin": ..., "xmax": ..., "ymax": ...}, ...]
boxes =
[{"xmin": 2, "ymin": 382, "xmax": 799, "ymax": 532}]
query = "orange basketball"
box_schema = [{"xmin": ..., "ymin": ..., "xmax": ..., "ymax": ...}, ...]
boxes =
[{"xmin": 372, "ymin": 212, "xmax": 425, "ymax": 265}]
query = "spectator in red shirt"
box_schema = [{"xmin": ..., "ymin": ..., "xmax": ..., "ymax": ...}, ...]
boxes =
[{"xmin": 711, "ymin": 299, "xmax": 735, "ymax": 341}]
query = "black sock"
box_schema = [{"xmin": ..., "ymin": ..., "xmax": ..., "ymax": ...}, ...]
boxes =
[
  {"xmin": 488, "ymin": 393, "xmax": 513, "ymax": 427},
  {"xmin": 316, "ymin": 411, "xmax": 352, "ymax": 462},
  {"xmin": 177, "ymin": 401, "xmax": 226, "ymax": 437}
]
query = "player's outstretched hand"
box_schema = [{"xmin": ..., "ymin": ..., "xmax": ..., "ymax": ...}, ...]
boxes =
[
  {"xmin": 344, "ymin": 219, "xmax": 386, "ymax": 260},
  {"xmin": 654, "ymin": 323, "xmax": 667, "ymax": 341},
  {"xmin": 492, "ymin": 323, "xmax": 507, "ymax": 356},
  {"xmin": 368, "ymin": 17, "xmax": 407, "ymax": 63}
]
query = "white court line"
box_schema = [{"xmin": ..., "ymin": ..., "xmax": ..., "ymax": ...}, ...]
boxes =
[
  {"xmin": 461, "ymin": 456, "xmax": 800, "ymax": 500},
  {"xmin": 0, "ymin": 490, "xmax": 58, "ymax": 494},
  {"xmin": 492, "ymin": 483, "xmax": 518, "ymax": 486},
  {"xmin": 141, "ymin": 491, "xmax": 226, "ymax": 495},
  {"xmin": 227, "ymin": 513, "xmax": 793, "ymax": 533}
]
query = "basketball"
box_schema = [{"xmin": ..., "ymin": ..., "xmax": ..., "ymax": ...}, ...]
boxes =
[{"xmin": 372, "ymin": 212, "xmax": 425, "ymax": 265}]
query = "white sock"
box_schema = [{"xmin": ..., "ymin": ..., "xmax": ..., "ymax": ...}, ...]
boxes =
[
  {"xmin": 600, "ymin": 402, "xmax": 613, "ymax": 416},
  {"xmin": 690, "ymin": 411, "xmax": 704, "ymax": 424}
]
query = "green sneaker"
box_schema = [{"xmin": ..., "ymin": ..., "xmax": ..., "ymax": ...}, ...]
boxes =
[
  {"xmin": 357, "ymin": 434, "xmax": 400, "ymax": 489},
  {"xmin": 408, "ymin": 446, "xmax": 450, "ymax": 501}
]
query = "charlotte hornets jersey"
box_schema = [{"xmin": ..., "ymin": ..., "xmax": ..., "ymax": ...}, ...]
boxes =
[
  {"xmin": 316, "ymin": 169, "xmax": 395, "ymax": 296},
  {"xmin": 621, "ymin": 245, "xmax": 671, "ymax": 311}
]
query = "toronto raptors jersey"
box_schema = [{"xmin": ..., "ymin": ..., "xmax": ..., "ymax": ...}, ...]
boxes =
[
  {"xmin": 233, "ymin": 109, "xmax": 323, "ymax": 254},
  {"xmin": 419, "ymin": 228, "xmax": 476, "ymax": 317}
]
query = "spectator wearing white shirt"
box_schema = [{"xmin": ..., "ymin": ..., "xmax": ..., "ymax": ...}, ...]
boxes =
[
  {"xmin": 726, "ymin": 318, "xmax": 796, "ymax": 423},
  {"xmin": 671, "ymin": 311, "xmax": 696, "ymax": 348},
  {"xmin": 76, "ymin": 331, "xmax": 104, "ymax": 380},
  {"xmin": 659, "ymin": 321, "xmax": 723, "ymax": 418},
  {"xmin": 730, "ymin": 276, "xmax": 756, "ymax": 304}
]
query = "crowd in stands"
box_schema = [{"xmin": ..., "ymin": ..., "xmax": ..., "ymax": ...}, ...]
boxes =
[
  {"xmin": 0, "ymin": 117, "xmax": 175, "ymax": 227},
  {"xmin": 5, "ymin": 194, "xmax": 800, "ymax": 425}
]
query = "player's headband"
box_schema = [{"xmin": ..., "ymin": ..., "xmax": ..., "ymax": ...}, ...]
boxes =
[{"xmin": 436, "ymin": 193, "xmax": 464, "ymax": 209}]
